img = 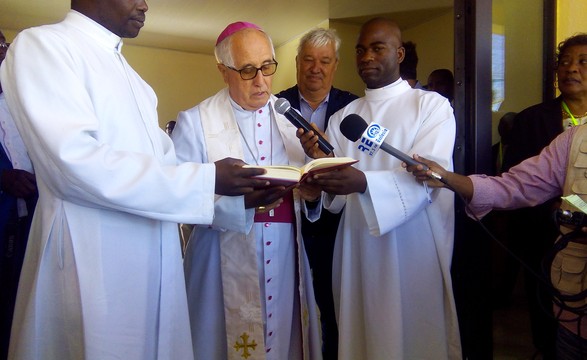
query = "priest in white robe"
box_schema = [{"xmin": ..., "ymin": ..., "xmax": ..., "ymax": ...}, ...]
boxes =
[
  {"xmin": 171, "ymin": 22, "xmax": 322, "ymax": 360},
  {"xmin": 300, "ymin": 18, "xmax": 461, "ymax": 359},
  {"xmin": 0, "ymin": 2, "xmax": 268, "ymax": 359}
]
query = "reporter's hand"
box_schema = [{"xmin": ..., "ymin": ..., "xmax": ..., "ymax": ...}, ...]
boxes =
[
  {"xmin": 296, "ymin": 124, "xmax": 332, "ymax": 159},
  {"xmin": 214, "ymin": 158, "xmax": 269, "ymax": 196},
  {"xmin": 402, "ymin": 154, "xmax": 447, "ymax": 188},
  {"xmin": 1, "ymin": 169, "xmax": 37, "ymax": 198},
  {"xmin": 404, "ymin": 154, "xmax": 474, "ymax": 200}
]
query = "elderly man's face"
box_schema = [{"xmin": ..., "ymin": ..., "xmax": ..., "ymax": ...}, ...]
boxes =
[
  {"xmin": 221, "ymin": 29, "xmax": 274, "ymax": 111},
  {"xmin": 296, "ymin": 42, "xmax": 338, "ymax": 96},
  {"xmin": 90, "ymin": 0, "xmax": 148, "ymax": 38}
]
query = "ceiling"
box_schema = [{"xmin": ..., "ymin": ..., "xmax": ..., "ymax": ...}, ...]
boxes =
[{"xmin": 2, "ymin": 0, "xmax": 452, "ymax": 55}]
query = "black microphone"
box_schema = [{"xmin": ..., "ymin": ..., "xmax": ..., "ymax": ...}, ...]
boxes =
[
  {"xmin": 340, "ymin": 114, "xmax": 445, "ymax": 182},
  {"xmin": 274, "ymin": 98, "xmax": 334, "ymax": 155}
]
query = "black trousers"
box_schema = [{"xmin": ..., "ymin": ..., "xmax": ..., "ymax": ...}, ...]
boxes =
[{"xmin": 301, "ymin": 209, "xmax": 341, "ymax": 360}]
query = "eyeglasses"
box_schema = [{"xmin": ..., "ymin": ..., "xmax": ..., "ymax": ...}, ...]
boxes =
[{"xmin": 225, "ymin": 61, "xmax": 278, "ymax": 80}]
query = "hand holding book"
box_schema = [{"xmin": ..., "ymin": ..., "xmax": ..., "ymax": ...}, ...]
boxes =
[{"xmin": 243, "ymin": 157, "xmax": 358, "ymax": 187}]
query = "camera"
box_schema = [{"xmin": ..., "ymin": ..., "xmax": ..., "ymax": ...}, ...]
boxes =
[{"xmin": 555, "ymin": 209, "xmax": 587, "ymax": 229}]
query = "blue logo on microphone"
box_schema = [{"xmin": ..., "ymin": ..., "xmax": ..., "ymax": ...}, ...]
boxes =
[
  {"xmin": 357, "ymin": 122, "xmax": 389, "ymax": 156},
  {"xmin": 366, "ymin": 124, "xmax": 381, "ymax": 138}
]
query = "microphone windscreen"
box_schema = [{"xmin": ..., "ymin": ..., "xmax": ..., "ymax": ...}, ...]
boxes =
[
  {"xmin": 274, "ymin": 98, "xmax": 290, "ymax": 115},
  {"xmin": 340, "ymin": 114, "xmax": 369, "ymax": 142}
]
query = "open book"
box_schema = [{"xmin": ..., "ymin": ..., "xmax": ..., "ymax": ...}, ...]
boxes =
[{"xmin": 244, "ymin": 157, "xmax": 358, "ymax": 186}]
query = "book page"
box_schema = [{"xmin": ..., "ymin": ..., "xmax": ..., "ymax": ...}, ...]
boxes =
[
  {"xmin": 243, "ymin": 165, "xmax": 302, "ymax": 185},
  {"xmin": 301, "ymin": 157, "xmax": 358, "ymax": 174},
  {"xmin": 562, "ymin": 194, "xmax": 587, "ymax": 214},
  {"xmin": 243, "ymin": 157, "xmax": 357, "ymax": 185}
]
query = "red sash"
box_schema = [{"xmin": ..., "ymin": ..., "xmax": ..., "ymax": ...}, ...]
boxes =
[{"xmin": 254, "ymin": 192, "xmax": 295, "ymax": 223}]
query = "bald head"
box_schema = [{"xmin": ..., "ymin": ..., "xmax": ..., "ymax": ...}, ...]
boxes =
[
  {"xmin": 361, "ymin": 18, "xmax": 402, "ymax": 42},
  {"xmin": 355, "ymin": 18, "xmax": 404, "ymax": 89}
]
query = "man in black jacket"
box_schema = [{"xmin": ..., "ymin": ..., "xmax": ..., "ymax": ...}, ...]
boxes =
[{"xmin": 276, "ymin": 27, "xmax": 357, "ymax": 360}]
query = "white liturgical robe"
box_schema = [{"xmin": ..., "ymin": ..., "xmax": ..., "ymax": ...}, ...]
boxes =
[
  {"xmin": 324, "ymin": 79, "xmax": 462, "ymax": 359},
  {"xmin": 172, "ymin": 89, "xmax": 322, "ymax": 360},
  {"xmin": 1, "ymin": 10, "xmax": 216, "ymax": 360}
]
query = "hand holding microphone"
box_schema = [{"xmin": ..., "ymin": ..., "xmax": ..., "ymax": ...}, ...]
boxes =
[
  {"xmin": 274, "ymin": 98, "xmax": 334, "ymax": 155},
  {"xmin": 339, "ymin": 114, "xmax": 446, "ymax": 184},
  {"xmin": 404, "ymin": 155, "xmax": 450, "ymax": 189}
]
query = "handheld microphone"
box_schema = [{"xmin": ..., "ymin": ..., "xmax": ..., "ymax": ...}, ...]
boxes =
[
  {"xmin": 340, "ymin": 114, "xmax": 444, "ymax": 182},
  {"xmin": 274, "ymin": 98, "xmax": 334, "ymax": 155}
]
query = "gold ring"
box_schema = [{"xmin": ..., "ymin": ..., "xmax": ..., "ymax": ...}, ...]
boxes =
[{"xmin": 258, "ymin": 206, "xmax": 266, "ymax": 211}]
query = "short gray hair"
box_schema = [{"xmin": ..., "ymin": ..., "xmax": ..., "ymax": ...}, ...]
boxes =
[
  {"xmin": 297, "ymin": 28, "xmax": 341, "ymax": 59},
  {"xmin": 215, "ymin": 29, "xmax": 276, "ymax": 67}
]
